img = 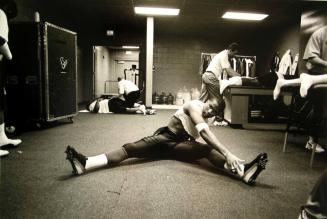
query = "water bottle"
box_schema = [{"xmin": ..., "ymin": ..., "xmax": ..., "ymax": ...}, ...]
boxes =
[
  {"xmin": 153, "ymin": 92, "xmax": 159, "ymax": 104},
  {"xmin": 167, "ymin": 93, "xmax": 174, "ymax": 105},
  {"xmin": 162, "ymin": 92, "xmax": 168, "ymax": 104},
  {"xmin": 191, "ymin": 88, "xmax": 200, "ymax": 100},
  {"xmin": 183, "ymin": 87, "xmax": 191, "ymax": 103},
  {"xmin": 159, "ymin": 92, "xmax": 166, "ymax": 104},
  {"xmin": 176, "ymin": 89, "xmax": 183, "ymax": 106}
]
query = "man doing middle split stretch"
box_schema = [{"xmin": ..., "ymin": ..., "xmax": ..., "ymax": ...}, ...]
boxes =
[{"xmin": 66, "ymin": 98, "xmax": 268, "ymax": 185}]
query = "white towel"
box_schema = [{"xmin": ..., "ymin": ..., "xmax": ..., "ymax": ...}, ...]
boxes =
[
  {"xmin": 245, "ymin": 58, "xmax": 253, "ymax": 77},
  {"xmin": 220, "ymin": 76, "xmax": 242, "ymax": 94},
  {"xmin": 277, "ymin": 49, "xmax": 292, "ymax": 76}
]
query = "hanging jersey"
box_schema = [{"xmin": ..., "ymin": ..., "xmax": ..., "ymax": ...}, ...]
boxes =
[
  {"xmin": 290, "ymin": 53, "xmax": 299, "ymax": 75},
  {"xmin": 245, "ymin": 58, "xmax": 253, "ymax": 77},
  {"xmin": 277, "ymin": 49, "xmax": 292, "ymax": 75}
]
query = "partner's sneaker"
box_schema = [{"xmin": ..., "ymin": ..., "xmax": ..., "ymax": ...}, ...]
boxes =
[
  {"xmin": 305, "ymin": 141, "xmax": 325, "ymax": 153},
  {"xmin": 146, "ymin": 109, "xmax": 156, "ymax": 115},
  {"xmin": 242, "ymin": 153, "xmax": 268, "ymax": 185},
  {"xmin": 65, "ymin": 145, "xmax": 87, "ymax": 175},
  {"xmin": 139, "ymin": 105, "xmax": 146, "ymax": 115},
  {"xmin": 213, "ymin": 120, "xmax": 228, "ymax": 126}
]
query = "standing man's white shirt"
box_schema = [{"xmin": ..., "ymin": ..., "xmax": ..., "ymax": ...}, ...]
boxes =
[
  {"xmin": 206, "ymin": 50, "xmax": 231, "ymax": 80},
  {"xmin": 118, "ymin": 79, "xmax": 139, "ymax": 95}
]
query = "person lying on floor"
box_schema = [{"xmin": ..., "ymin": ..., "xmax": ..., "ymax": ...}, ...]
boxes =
[
  {"xmin": 67, "ymin": 98, "xmax": 268, "ymax": 185},
  {"xmin": 86, "ymin": 96, "xmax": 156, "ymax": 115}
]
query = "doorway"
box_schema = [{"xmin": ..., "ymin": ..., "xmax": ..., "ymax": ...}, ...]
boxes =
[{"xmin": 93, "ymin": 46, "xmax": 140, "ymax": 97}]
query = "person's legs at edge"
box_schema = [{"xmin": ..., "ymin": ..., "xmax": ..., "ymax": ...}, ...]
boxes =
[
  {"xmin": 305, "ymin": 89, "xmax": 326, "ymax": 153},
  {"xmin": 0, "ymin": 70, "xmax": 21, "ymax": 156},
  {"xmin": 299, "ymin": 168, "xmax": 327, "ymax": 219},
  {"xmin": 0, "ymin": 111, "xmax": 9, "ymax": 156},
  {"xmin": 300, "ymin": 73, "xmax": 327, "ymax": 98},
  {"xmin": 273, "ymin": 78, "xmax": 301, "ymax": 100}
]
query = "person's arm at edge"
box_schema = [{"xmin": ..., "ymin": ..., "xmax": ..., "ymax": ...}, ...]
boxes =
[{"xmin": 308, "ymin": 56, "xmax": 327, "ymax": 68}]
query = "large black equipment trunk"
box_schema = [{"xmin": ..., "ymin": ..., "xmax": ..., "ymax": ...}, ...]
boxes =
[{"xmin": 4, "ymin": 22, "xmax": 77, "ymax": 128}]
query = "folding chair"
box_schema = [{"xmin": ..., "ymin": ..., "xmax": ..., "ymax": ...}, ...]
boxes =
[{"xmin": 283, "ymin": 85, "xmax": 327, "ymax": 167}]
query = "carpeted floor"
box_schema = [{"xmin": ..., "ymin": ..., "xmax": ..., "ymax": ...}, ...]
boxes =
[{"xmin": 0, "ymin": 110, "xmax": 326, "ymax": 219}]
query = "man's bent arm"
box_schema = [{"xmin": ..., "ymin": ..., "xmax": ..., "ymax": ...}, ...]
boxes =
[
  {"xmin": 186, "ymin": 103, "xmax": 231, "ymax": 157},
  {"xmin": 186, "ymin": 103, "xmax": 244, "ymax": 169},
  {"xmin": 224, "ymin": 67, "xmax": 240, "ymax": 77},
  {"xmin": 309, "ymin": 57, "xmax": 327, "ymax": 68}
]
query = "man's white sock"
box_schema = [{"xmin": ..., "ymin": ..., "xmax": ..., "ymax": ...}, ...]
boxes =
[{"xmin": 85, "ymin": 154, "xmax": 108, "ymax": 170}]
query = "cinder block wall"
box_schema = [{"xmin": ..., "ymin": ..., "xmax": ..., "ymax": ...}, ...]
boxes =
[
  {"xmin": 152, "ymin": 20, "xmax": 300, "ymax": 100},
  {"xmin": 153, "ymin": 36, "xmax": 203, "ymax": 97}
]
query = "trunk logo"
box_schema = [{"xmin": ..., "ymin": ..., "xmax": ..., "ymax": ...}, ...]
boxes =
[{"xmin": 59, "ymin": 57, "xmax": 68, "ymax": 73}]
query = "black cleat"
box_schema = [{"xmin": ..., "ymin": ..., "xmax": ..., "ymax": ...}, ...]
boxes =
[
  {"xmin": 65, "ymin": 145, "xmax": 87, "ymax": 175},
  {"xmin": 242, "ymin": 153, "xmax": 268, "ymax": 185}
]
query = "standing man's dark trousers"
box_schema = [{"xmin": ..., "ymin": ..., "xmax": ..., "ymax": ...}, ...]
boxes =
[
  {"xmin": 307, "ymin": 88, "xmax": 327, "ymax": 143},
  {"xmin": 199, "ymin": 72, "xmax": 225, "ymax": 121}
]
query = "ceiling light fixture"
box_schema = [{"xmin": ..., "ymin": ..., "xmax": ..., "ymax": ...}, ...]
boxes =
[
  {"xmin": 134, "ymin": 7, "xmax": 180, "ymax": 16},
  {"xmin": 222, "ymin": 11, "xmax": 268, "ymax": 21},
  {"xmin": 106, "ymin": 30, "xmax": 114, "ymax": 36},
  {"xmin": 122, "ymin": 46, "xmax": 140, "ymax": 49}
]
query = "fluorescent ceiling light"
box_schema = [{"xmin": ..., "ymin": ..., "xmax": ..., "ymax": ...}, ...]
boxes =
[
  {"xmin": 134, "ymin": 7, "xmax": 180, "ymax": 16},
  {"xmin": 125, "ymin": 51, "xmax": 132, "ymax": 55},
  {"xmin": 122, "ymin": 46, "xmax": 139, "ymax": 49},
  {"xmin": 222, "ymin": 11, "xmax": 268, "ymax": 21},
  {"xmin": 106, "ymin": 30, "xmax": 114, "ymax": 36}
]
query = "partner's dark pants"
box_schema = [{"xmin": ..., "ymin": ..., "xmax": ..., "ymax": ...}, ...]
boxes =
[{"xmin": 124, "ymin": 90, "xmax": 140, "ymax": 108}]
